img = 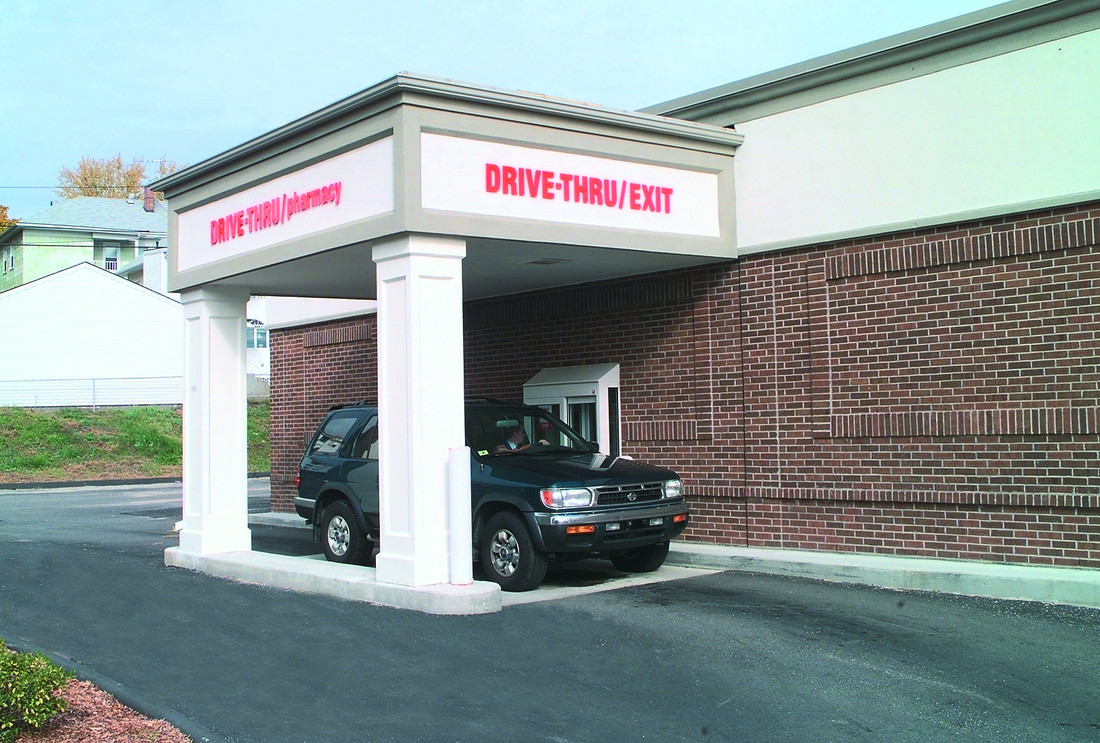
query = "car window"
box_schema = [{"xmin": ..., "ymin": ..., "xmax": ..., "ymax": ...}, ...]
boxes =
[
  {"xmin": 308, "ymin": 411, "xmax": 363, "ymax": 457},
  {"xmin": 466, "ymin": 409, "xmax": 593, "ymax": 457},
  {"xmin": 349, "ymin": 417, "xmax": 379, "ymax": 460}
]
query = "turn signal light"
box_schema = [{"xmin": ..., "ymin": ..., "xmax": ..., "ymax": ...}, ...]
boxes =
[
  {"xmin": 673, "ymin": 513, "xmax": 687, "ymax": 523},
  {"xmin": 566, "ymin": 525, "xmax": 597, "ymax": 535}
]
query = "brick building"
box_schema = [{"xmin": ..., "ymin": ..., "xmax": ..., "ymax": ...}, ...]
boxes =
[
  {"xmin": 267, "ymin": 1, "xmax": 1100, "ymax": 570},
  {"xmin": 153, "ymin": 2, "xmax": 1098, "ymax": 607}
]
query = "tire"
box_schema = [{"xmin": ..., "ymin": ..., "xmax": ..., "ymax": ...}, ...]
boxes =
[
  {"xmin": 480, "ymin": 511, "xmax": 548, "ymax": 592},
  {"xmin": 321, "ymin": 501, "xmax": 371, "ymax": 565},
  {"xmin": 609, "ymin": 541, "xmax": 670, "ymax": 573}
]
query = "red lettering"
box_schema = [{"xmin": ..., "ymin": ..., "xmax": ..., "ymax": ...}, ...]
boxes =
[
  {"xmin": 575, "ymin": 176, "xmax": 588, "ymax": 203},
  {"xmin": 502, "ymin": 166, "xmax": 518, "ymax": 195},
  {"xmin": 661, "ymin": 186, "xmax": 673, "ymax": 213},
  {"xmin": 604, "ymin": 179, "xmax": 617, "ymax": 208},
  {"xmin": 642, "ymin": 185, "xmax": 657, "ymax": 212},
  {"xmin": 236, "ymin": 210, "xmax": 245, "ymax": 236},
  {"xmin": 560, "ymin": 173, "xmax": 573, "ymax": 201},
  {"xmin": 630, "ymin": 183, "xmax": 642, "ymax": 210},
  {"xmin": 590, "ymin": 177, "xmax": 604, "ymax": 206},
  {"xmin": 541, "ymin": 170, "xmax": 555, "ymax": 200},
  {"xmin": 486, "ymin": 163, "xmax": 501, "ymax": 193},
  {"xmin": 210, "ymin": 221, "xmax": 219, "ymax": 245},
  {"xmin": 524, "ymin": 169, "xmax": 540, "ymax": 198}
]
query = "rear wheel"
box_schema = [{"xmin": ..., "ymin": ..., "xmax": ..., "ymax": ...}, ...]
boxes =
[
  {"xmin": 480, "ymin": 511, "xmax": 548, "ymax": 592},
  {"xmin": 321, "ymin": 501, "xmax": 371, "ymax": 565},
  {"xmin": 609, "ymin": 541, "xmax": 670, "ymax": 573}
]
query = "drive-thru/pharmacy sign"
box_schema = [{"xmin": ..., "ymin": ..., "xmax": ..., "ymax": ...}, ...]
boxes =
[{"xmin": 177, "ymin": 138, "xmax": 394, "ymax": 271}]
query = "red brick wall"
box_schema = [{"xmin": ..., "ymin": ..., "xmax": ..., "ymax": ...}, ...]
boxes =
[
  {"xmin": 270, "ymin": 200, "xmax": 1100, "ymax": 567},
  {"xmin": 269, "ymin": 317, "xmax": 377, "ymax": 512}
]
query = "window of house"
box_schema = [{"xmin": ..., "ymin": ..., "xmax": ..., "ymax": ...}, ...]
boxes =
[
  {"xmin": 247, "ymin": 327, "xmax": 269, "ymax": 349},
  {"xmin": 94, "ymin": 240, "xmax": 129, "ymax": 271}
]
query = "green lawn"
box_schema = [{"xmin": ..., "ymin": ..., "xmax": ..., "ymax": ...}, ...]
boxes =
[{"xmin": 0, "ymin": 401, "xmax": 270, "ymax": 483}]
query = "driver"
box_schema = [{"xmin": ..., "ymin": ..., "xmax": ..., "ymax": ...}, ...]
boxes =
[{"xmin": 495, "ymin": 426, "xmax": 548, "ymax": 453}]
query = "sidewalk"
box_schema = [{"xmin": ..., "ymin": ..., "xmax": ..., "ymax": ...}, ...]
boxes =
[
  {"xmin": 666, "ymin": 541, "xmax": 1100, "ymax": 609},
  {"xmin": 249, "ymin": 511, "xmax": 1100, "ymax": 609}
]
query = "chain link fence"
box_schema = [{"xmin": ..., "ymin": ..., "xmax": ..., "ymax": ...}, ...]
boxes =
[{"xmin": 0, "ymin": 375, "xmax": 270, "ymax": 408}]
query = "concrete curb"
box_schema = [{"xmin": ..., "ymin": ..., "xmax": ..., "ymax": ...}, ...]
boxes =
[
  {"xmin": 0, "ymin": 473, "xmax": 270, "ymax": 491},
  {"xmin": 164, "ymin": 547, "xmax": 502, "ymax": 615},
  {"xmin": 667, "ymin": 542, "xmax": 1100, "ymax": 609},
  {"xmin": 246, "ymin": 511, "xmax": 1100, "ymax": 609}
]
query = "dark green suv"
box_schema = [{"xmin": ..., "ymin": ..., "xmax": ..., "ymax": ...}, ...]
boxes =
[{"xmin": 295, "ymin": 399, "xmax": 689, "ymax": 591}]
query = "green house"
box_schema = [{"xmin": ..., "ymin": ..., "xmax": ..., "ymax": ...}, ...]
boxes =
[{"xmin": 0, "ymin": 194, "xmax": 167, "ymax": 293}]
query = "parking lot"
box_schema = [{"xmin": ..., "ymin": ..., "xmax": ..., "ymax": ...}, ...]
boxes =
[{"xmin": 1, "ymin": 480, "xmax": 1098, "ymax": 742}]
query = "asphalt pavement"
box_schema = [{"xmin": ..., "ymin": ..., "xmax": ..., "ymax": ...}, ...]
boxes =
[{"xmin": 2, "ymin": 481, "xmax": 1099, "ymax": 742}]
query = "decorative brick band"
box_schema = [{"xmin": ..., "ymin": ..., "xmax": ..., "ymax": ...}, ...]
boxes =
[
  {"xmin": 742, "ymin": 486, "xmax": 1100, "ymax": 508},
  {"xmin": 304, "ymin": 324, "xmax": 374, "ymax": 347},
  {"xmin": 833, "ymin": 406, "xmax": 1100, "ymax": 439},
  {"xmin": 826, "ymin": 216, "xmax": 1100, "ymax": 280},
  {"xmin": 624, "ymin": 418, "xmax": 698, "ymax": 442},
  {"xmin": 466, "ymin": 271, "xmax": 694, "ymax": 326}
]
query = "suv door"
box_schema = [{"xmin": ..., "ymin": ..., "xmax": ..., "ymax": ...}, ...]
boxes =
[
  {"xmin": 299, "ymin": 409, "xmax": 365, "ymax": 504},
  {"xmin": 341, "ymin": 414, "xmax": 379, "ymax": 516}
]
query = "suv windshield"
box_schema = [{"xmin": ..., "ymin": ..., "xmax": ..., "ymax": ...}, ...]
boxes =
[{"xmin": 466, "ymin": 407, "xmax": 596, "ymax": 458}]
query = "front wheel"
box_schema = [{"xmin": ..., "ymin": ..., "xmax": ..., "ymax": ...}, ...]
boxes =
[
  {"xmin": 480, "ymin": 511, "xmax": 548, "ymax": 592},
  {"xmin": 609, "ymin": 541, "xmax": 670, "ymax": 573},
  {"xmin": 321, "ymin": 501, "xmax": 372, "ymax": 565}
]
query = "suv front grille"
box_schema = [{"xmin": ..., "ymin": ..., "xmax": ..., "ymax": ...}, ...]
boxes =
[{"xmin": 593, "ymin": 482, "xmax": 664, "ymax": 506}]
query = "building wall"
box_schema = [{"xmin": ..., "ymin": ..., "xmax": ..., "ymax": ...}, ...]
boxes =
[
  {"xmin": 0, "ymin": 238, "xmax": 23, "ymax": 292},
  {"xmin": 18, "ymin": 229, "xmax": 94, "ymax": 286},
  {"xmin": 269, "ymin": 316, "xmax": 378, "ymax": 512},
  {"xmin": 727, "ymin": 19, "xmax": 1100, "ymax": 253},
  {"xmin": 269, "ymin": 200, "xmax": 1100, "ymax": 568},
  {"xmin": 0, "ymin": 263, "xmax": 185, "ymax": 406}
]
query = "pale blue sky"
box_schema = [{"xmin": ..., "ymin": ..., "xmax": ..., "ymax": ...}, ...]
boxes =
[{"xmin": 1, "ymin": 0, "xmax": 1002, "ymax": 220}]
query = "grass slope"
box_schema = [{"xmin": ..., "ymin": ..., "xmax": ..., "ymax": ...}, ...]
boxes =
[{"xmin": 0, "ymin": 402, "xmax": 269, "ymax": 484}]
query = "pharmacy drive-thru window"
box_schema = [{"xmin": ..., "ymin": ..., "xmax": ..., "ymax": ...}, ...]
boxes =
[{"xmin": 153, "ymin": 74, "xmax": 740, "ymax": 614}]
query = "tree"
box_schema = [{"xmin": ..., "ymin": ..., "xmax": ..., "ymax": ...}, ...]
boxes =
[
  {"xmin": 56, "ymin": 155, "xmax": 178, "ymax": 200},
  {"xmin": 0, "ymin": 204, "xmax": 16, "ymax": 232}
]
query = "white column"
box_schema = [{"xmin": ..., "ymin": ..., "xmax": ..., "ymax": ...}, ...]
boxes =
[
  {"xmin": 373, "ymin": 235, "xmax": 468, "ymax": 587},
  {"xmin": 177, "ymin": 285, "xmax": 252, "ymax": 555}
]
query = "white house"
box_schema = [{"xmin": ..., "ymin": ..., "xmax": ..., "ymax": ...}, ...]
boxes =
[{"xmin": 0, "ymin": 262, "xmax": 184, "ymax": 406}]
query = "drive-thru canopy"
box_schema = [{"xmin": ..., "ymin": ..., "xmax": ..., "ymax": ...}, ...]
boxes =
[{"xmin": 153, "ymin": 73, "xmax": 740, "ymax": 612}]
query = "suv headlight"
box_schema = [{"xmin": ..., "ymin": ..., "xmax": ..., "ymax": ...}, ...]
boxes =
[
  {"xmin": 663, "ymin": 479, "xmax": 684, "ymax": 499},
  {"xmin": 540, "ymin": 487, "xmax": 594, "ymax": 509}
]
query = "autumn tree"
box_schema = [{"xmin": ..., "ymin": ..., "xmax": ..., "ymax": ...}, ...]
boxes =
[
  {"xmin": 56, "ymin": 155, "xmax": 178, "ymax": 200},
  {"xmin": 0, "ymin": 204, "xmax": 16, "ymax": 232}
]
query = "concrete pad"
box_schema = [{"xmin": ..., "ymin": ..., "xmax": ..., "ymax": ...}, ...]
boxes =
[
  {"xmin": 164, "ymin": 547, "xmax": 501, "ymax": 615},
  {"xmin": 502, "ymin": 564, "xmax": 717, "ymax": 606},
  {"xmin": 669, "ymin": 543, "xmax": 1100, "ymax": 609}
]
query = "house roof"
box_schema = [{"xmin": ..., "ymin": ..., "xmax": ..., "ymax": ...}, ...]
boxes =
[
  {"xmin": 4, "ymin": 196, "xmax": 168, "ymax": 239},
  {"xmin": 0, "ymin": 261, "xmax": 180, "ymax": 308}
]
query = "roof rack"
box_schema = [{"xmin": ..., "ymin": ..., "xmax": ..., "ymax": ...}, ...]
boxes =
[{"xmin": 327, "ymin": 400, "xmax": 375, "ymax": 411}]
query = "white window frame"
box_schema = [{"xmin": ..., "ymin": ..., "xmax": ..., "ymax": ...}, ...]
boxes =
[{"xmin": 523, "ymin": 363, "xmax": 621, "ymax": 456}]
